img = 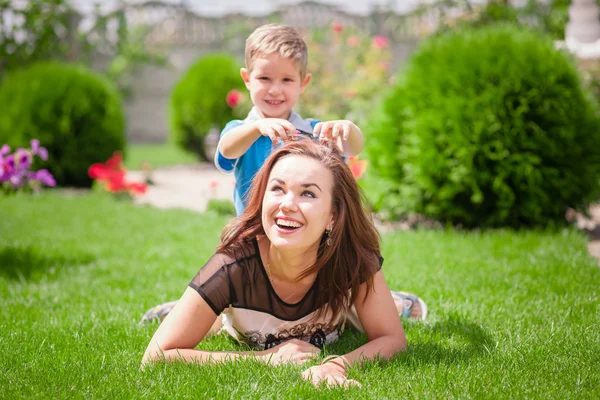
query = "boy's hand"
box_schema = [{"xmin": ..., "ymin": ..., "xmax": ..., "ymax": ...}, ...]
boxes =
[
  {"xmin": 254, "ymin": 119, "xmax": 297, "ymax": 144},
  {"xmin": 313, "ymin": 120, "xmax": 356, "ymax": 144}
]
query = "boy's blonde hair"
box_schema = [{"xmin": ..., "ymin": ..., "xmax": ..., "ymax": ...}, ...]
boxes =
[{"xmin": 245, "ymin": 24, "xmax": 308, "ymax": 78}]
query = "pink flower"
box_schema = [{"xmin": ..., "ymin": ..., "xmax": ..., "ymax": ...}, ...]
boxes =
[
  {"xmin": 332, "ymin": 21, "xmax": 343, "ymax": 33},
  {"xmin": 372, "ymin": 35, "xmax": 390, "ymax": 49},
  {"xmin": 15, "ymin": 148, "xmax": 32, "ymax": 170},
  {"xmin": 29, "ymin": 169, "xmax": 56, "ymax": 187},
  {"xmin": 209, "ymin": 180, "xmax": 219, "ymax": 189},
  {"xmin": 347, "ymin": 35, "xmax": 360, "ymax": 47},
  {"xmin": 344, "ymin": 90, "xmax": 358, "ymax": 99},
  {"xmin": 226, "ymin": 90, "xmax": 242, "ymax": 108},
  {"xmin": 30, "ymin": 139, "xmax": 48, "ymax": 160},
  {"xmin": 377, "ymin": 61, "xmax": 389, "ymax": 72}
]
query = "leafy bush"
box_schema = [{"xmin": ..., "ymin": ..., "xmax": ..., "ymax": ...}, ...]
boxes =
[
  {"xmin": 365, "ymin": 25, "xmax": 600, "ymax": 228},
  {"xmin": 0, "ymin": 61, "xmax": 125, "ymax": 187},
  {"xmin": 169, "ymin": 54, "xmax": 246, "ymax": 161}
]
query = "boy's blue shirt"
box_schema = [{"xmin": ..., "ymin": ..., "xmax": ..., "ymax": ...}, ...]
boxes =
[{"xmin": 214, "ymin": 108, "xmax": 320, "ymax": 215}]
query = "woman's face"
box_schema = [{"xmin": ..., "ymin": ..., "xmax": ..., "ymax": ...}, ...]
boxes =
[{"xmin": 262, "ymin": 155, "xmax": 335, "ymax": 251}]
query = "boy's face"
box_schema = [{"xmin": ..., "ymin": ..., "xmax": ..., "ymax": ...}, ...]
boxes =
[{"xmin": 241, "ymin": 53, "xmax": 311, "ymax": 120}]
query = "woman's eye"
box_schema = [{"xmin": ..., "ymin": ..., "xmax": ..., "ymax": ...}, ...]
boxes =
[
  {"xmin": 271, "ymin": 185, "xmax": 283, "ymax": 193},
  {"xmin": 259, "ymin": 77, "xmax": 270, "ymax": 81},
  {"xmin": 284, "ymin": 78, "xmax": 294, "ymax": 82},
  {"xmin": 302, "ymin": 191, "xmax": 316, "ymax": 198}
]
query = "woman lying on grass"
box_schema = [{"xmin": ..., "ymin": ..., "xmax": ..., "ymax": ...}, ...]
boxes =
[{"xmin": 142, "ymin": 140, "xmax": 409, "ymax": 388}]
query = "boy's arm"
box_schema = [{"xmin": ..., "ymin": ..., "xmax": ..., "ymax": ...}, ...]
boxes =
[
  {"xmin": 218, "ymin": 118, "xmax": 297, "ymax": 159},
  {"xmin": 339, "ymin": 123, "xmax": 364, "ymax": 157},
  {"xmin": 313, "ymin": 120, "xmax": 364, "ymax": 157},
  {"xmin": 218, "ymin": 122, "xmax": 262, "ymax": 160}
]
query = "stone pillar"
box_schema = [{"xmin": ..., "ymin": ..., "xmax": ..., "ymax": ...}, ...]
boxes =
[{"xmin": 565, "ymin": 0, "xmax": 600, "ymax": 43}]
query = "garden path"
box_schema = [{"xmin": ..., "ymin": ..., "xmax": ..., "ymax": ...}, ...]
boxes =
[
  {"xmin": 127, "ymin": 163, "xmax": 600, "ymax": 263},
  {"xmin": 127, "ymin": 163, "xmax": 235, "ymax": 214}
]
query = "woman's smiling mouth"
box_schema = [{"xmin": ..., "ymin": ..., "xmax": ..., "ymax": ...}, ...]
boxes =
[{"xmin": 275, "ymin": 218, "xmax": 303, "ymax": 233}]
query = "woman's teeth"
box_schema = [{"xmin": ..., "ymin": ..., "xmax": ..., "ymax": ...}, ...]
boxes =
[
  {"xmin": 276, "ymin": 219, "xmax": 302, "ymax": 229},
  {"xmin": 266, "ymin": 100, "xmax": 284, "ymax": 105}
]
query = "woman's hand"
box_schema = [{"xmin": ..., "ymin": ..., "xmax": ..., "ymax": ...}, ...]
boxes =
[
  {"xmin": 259, "ymin": 339, "xmax": 320, "ymax": 365},
  {"xmin": 301, "ymin": 361, "xmax": 362, "ymax": 389}
]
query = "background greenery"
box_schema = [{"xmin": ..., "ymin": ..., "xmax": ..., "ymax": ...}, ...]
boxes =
[
  {"xmin": 0, "ymin": 61, "xmax": 125, "ymax": 187},
  {"xmin": 0, "ymin": 0, "xmax": 165, "ymax": 95},
  {"xmin": 124, "ymin": 143, "xmax": 198, "ymax": 170},
  {"xmin": 364, "ymin": 24, "xmax": 600, "ymax": 228},
  {"xmin": 1, "ymin": 193, "xmax": 598, "ymax": 399}
]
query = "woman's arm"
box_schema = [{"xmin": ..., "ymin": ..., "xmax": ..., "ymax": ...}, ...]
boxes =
[
  {"xmin": 343, "ymin": 269, "xmax": 407, "ymax": 362},
  {"xmin": 301, "ymin": 270, "xmax": 406, "ymax": 387},
  {"xmin": 142, "ymin": 287, "xmax": 252, "ymax": 365},
  {"xmin": 141, "ymin": 287, "xmax": 320, "ymax": 366}
]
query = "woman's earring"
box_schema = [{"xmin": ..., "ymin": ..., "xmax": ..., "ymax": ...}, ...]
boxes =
[{"xmin": 325, "ymin": 228, "xmax": 332, "ymax": 246}]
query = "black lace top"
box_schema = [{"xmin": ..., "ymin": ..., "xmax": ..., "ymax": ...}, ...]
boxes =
[{"xmin": 188, "ymin": 238, "xmax": 381, "ymax": 350}]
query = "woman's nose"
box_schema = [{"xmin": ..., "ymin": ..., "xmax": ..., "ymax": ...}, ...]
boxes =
[{"xmin": 279, "ymin": 193, "xmax": 298, "ymax": 211}]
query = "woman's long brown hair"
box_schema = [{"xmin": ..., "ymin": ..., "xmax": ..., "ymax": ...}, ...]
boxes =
[{"xmin": 217, "ymin": 140, "xmax": 381, "ymax": 322}]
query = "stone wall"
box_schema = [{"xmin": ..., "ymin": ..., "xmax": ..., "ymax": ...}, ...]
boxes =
[{"xmin": 100, "ymin": 1, "xmax": 433, "ymax": 143}]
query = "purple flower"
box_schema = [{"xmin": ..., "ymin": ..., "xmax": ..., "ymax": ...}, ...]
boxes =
[
  {"xmin": 37, "ymin": 147, "xmax": 48, "ymax": 161},
  {"xmin": 30, "ymin": 139, "xmax": 48, "ymax": 160},
  {"xmin": 0, "ymin": 144, "xmax": 10, "ymax": 156},
  {"xmin": 9, "ymin": 173, "xmax": 24, "ymax": 189},
  {"xmin": 4, "ymin": 154, "xmax": 14, "ymax": 172},
  {"xmin": 15, "ymin": 149, "xmax": 32, "ymax": 170},
  {"xmin": 30, "ymin": 169, "xmax": 56, "ymax": 187}
]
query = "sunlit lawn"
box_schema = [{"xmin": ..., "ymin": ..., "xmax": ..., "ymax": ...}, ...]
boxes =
[
  {"xmin": 124, "ymin": 143, "xmax": 199, "ymax": 170},
  {"xmin": 1, "ymin": 192, "xmax": 599, "ymax": 399}
]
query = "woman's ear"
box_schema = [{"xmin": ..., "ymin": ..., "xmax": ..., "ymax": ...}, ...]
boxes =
[{"xmin": 327, "ymin": 215, "xmax": 336, "ymax": 232}]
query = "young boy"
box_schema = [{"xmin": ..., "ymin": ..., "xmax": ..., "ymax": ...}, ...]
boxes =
[
  {"xmin": 215, "ymin": 24, "xmax": 364, "ymax": 215},
  {"xmin": 214, "ymin": 24, "xmax": 427, "ymax": 319}
]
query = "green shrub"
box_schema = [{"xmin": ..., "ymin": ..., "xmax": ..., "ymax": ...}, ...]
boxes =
[
  {"xmin": 365, "ymin": 25, "xmax": 600, "ymax": 228},
  {"xmin": 206, "ymin": 199, "xmax": 236, "ymax": 216},
  {"xmin": 0, "ymin": 61, "xmax": 125, "ymax": 187},
  {"xmin": 169, "ymin": 54, "xmax": 245, "ymax": 161}
]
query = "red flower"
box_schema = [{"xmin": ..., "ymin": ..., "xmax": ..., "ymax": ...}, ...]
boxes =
[
  {"xmin": 226, "ymin": 90, "xmax": 242, "ymax": 108},
  {"xmin": 88, "ymin": 151, "xmax": 147, "ymax": 196},
  {"xmin": 332, "ymin": 21, "xmax": 343, "ymax": 33},
  {"xmin": 105, "ymin": 174, "xmax": 127, "ymax": 192},
  {"xmin": 347, "ymin": 156, "xmax": 368, "ymax": 180},
  {"xmin": 127, "ymin": 182, "xmax": 148, "ymax": 195},
  {"xmin": 105, "ymin": 151, "xmax": 124, "ymax": 170},
  {"xmin": 372, "ymin": 35, "xmax": 390, "ymax": 49}
]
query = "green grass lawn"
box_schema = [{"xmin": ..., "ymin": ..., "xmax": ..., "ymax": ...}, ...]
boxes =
[
  {"xmin": 1, "ymin": 192, "xmax": 599, "ymax": 399},
  {"xmin": 124, "ymin": 143, "xmax": 199, "ymax": 170}
]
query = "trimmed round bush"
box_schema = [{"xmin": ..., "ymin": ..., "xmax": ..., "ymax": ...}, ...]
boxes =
[
  {"xmin": 0, "ymin": 61, "xmax": 125, "ymax": 187},
  {"xmin": 365, "ymin": 25, "xmax": 600, "ymax": 228},
  {"xmin": 169, "ymin": 54, "xmax": 245, "ymax": 161}
]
